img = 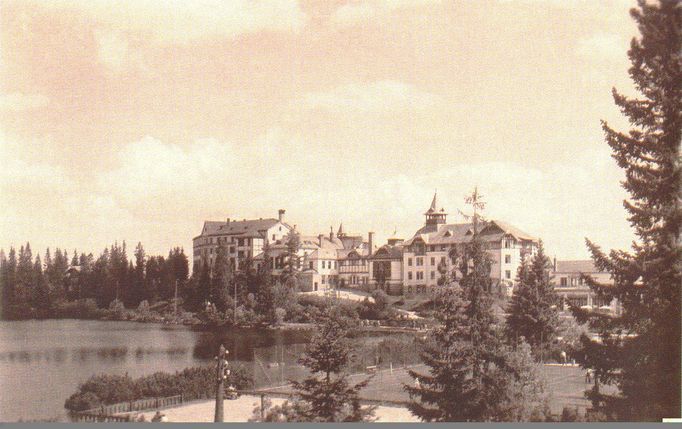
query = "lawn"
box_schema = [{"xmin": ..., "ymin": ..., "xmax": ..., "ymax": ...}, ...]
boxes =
[{"xmin": 263, "ymin": 363, "xmax": 612, "ymax": 415}]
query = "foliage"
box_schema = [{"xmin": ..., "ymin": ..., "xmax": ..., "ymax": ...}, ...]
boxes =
[
  {"xmin": 0, "ymin": 241, "xmax": 190, "ymax": 320},
  {"xmin": 406, "ymin": 193, "xmax": 547, "ymax": 422},
  {"xmin": 64, "ymin": 364, "xmax": 252, "ymax": 412},
  {"xmin": 572, "ymin": 0, "xmax": 681, "ymax": 421},
  {"xmin": 504, "ymin": 242, "xmax": 560, "ymax": 358},
  {"xmin": 260, "ymin": 306, "xmax": 375, "ymax": 422}
]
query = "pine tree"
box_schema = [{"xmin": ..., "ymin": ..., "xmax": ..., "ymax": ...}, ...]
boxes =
[
  {"xmin": 130, "ymin": 242, "xmax": 145, "ymax": 307},
  {"xmin": 505, "ymin": 242, "xmax": 560, "ymax": 358},
  {"xmin": 285, "ymin": 306, "xmax": 375, "ymax": 422},
  {"xmin": 572, "ymin": 0, "xmax": 681, "ymax": 421},
  {"xmin": 211, "ymin": 245, "xmax": 234, "ymax": 313},
  {"xmin": 32, "ymin": 255, "xmax": 50, "ymax": 313},
  {"xmin": 282, "ymin": 229, "xmax": 301, "ymax": 289},
  {"xmin": 406, "ymin": 189, "xmax": 546, "ymax": 421}
]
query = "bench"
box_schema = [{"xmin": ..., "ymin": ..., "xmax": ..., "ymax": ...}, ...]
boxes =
[{"xmin": 365, "ymin": 365, "xmax": 377, "ymax": 374}]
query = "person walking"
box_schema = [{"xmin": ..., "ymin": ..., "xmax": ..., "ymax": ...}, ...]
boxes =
[{"xmin": 560, "ymin": 350, "xmax": 567, "ymax": 365}]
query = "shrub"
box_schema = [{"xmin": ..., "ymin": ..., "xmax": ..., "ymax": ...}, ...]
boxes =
[{"xmin": 65, "ymin": 364, "xmax": 253, "ymax": 412}]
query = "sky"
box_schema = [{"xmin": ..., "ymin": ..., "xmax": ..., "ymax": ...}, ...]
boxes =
[{"xmin": 0, "ymin": 0, "xmax": 642, "ymax": 261}]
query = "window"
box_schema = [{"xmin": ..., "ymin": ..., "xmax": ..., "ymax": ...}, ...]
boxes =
[
  {"xmin": 309, "ymin": 261, "xmax": 313, "ymax": 269},
  {"xmin": 408, "ymin": 258, "xmax": 413, "ymax": 266},
  {"xmin": 321, "ymin": 275, "xmax": 326, "ymax": 284},
  {"xmin": 272, "ymin": 234, "xmax": 275, "ymax": 241},
  {"xmin": 430, "ymin": 257, "xmax": 435, "ymax": 266},
  {"xmin": 504, "ymin": 239, "xmax": 513, "ymax": 249},
  {"xmin": 430, "ymin": 271, "xmax": 435, "ymax": 280},
  {"xmin": 229, "ymin": 246, "xmax": 235, "ymax": 253},
  {"xmin": 505, "ymin": 255, "xmax": 511, "ymax": 264},
  {"xmin": 279, "ymin": 226, "xmax": 282, "ymax": 231},
  {"xmin": 334, "ymin": 261, "xmax": 337, "ymax": 269},
  {"xmin": 417, "ymin": 257, "xmax": 423, "ymax": 266},
  {"xmin": 321, "ymin": 260, "xmax": 325, "ymax": 269},
  {"xmin": 238, "ymin": 250, "xmax": 244, "ymax": 258},
  {"xmin": 560, "ymin": 277, "xmax": 568, "ymax": 286},
  {"xmin": 408, "ymin": 272, "xmax": 413, "ymax": 280},
  {"xmin": 440, "ymin": 256, "xmax": 446, "ymax": 265},
  {"xmin": 417, "ymin": 271, "xmax": 424, "ymax": 280},
  {"xmin": 505, "ymin": 270, "xmax": 511, "ymax": 279}
]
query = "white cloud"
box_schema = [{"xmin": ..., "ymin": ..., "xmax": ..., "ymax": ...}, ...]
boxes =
[
  {"xmin": 576, "ymin": 32, "xmax": 628, "ymax": 61},
  {"xmin": 0, "ymin": 92, "xmax": 49, "ymax": 112},
  {"xmin": 296, "ymin": 80, "xmax": 439, "ymax": 113},
  {"xmin": 99, "ymin": 136, "xmax": 236, "ymax": 203},
  {"xmin": 44, "ymin": 0, "xmax": 307, "ymax": 44},
  {"xmin": 94, "ymin": 30, "xmax": 149, "ymax": 73},
  {"xmin": 332, "ymin": 0, "xmax": 442, "ymax": 26}
]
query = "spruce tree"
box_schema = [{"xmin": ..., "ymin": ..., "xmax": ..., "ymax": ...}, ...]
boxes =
[
  {"xmin": 285, "ymin": 306, "xmax": 375, "ymax": 422},
  {"xmin": 406, "ymin": 189, "xmax": 546, "ymax": 421},
  {"xmin": 505, "ymin": 242, "xmax": 560, "ymax": 358},
  {"xmin": 572, "ymin": 0, "xmax": 681, "ymax": 421}
]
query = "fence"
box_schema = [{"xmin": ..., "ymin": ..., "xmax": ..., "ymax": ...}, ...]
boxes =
[
  {"xmin": 251, "ymin": 334, "xmax": 423, "ymax": 391},
  {"xmin": 71, "ymin": 394, "xmax": 189, "ymax": 422}
]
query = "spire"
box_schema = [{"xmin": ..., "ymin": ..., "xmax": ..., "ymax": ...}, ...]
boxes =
[
  {"xmin": 424, "ymin": 191, "xmax": 447, "ymax": 227},
  {"xmin": 428, "ymin": 190, "xmax": 438, "ymax": 213},
  {"xmin": 337, "ymin": 223, "xmax": 345, "ymax": 237}
]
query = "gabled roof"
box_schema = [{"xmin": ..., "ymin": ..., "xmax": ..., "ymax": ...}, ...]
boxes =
[
  {"xmin": 554, "ymin": 260, "xmax": 599, "ymax": 274},
  {"xmin": 197, "ymin": 218, "xmax": 283, "ymax": 239},
  {"xmin": 371, "ymin": 244, "xmax": 403, "ymax": 259},
  {"xmin": 403, "ymin": 220, "xmax": 537, "ymax": 246}
]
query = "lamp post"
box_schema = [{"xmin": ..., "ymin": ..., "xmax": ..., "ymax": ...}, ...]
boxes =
[{"xmin": 214, "ymin": 344, "xmax": 230, "ymax": 422}]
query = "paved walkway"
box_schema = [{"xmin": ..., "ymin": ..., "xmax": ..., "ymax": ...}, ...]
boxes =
[{"xmin": 137, "ymin": 395, "xmax": 418, "ymax": 422}]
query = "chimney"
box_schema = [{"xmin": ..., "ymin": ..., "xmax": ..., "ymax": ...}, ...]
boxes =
[
  {"xmin": 553, "ymin": 256, "xmax": 557, "ymax": 272},
  {"xmin": 278, "ymin": 209, "xmax": 285, "ymax": 222},
  {"xmin": 318, "ymin": 234, "xmax": 324, "ymax": 247},
  {"xmin": 329, "ymin": 226, "xmax": 334, "ymax": 241},
  {"xmin": 226, "ymin": 218, "xmax": 230, "ymax": 224},
  {"xmin": 368, "ymin": 232, "xmax": 374, "ymax": 257}
]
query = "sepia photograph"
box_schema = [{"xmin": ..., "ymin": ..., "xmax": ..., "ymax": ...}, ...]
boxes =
[{"xmin": 0, "ymin": 0, "xmax": 680, "ymax": 424}]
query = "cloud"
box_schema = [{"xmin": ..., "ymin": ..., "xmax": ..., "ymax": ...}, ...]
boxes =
[
  {"xmin": 331, "ymin": 0, "xmax": 442, "ymax": 26},
  {"xmin": 42, "ymin": 0, "xmax": 307, "ymax": 44},
  {"xmin": 0, "ymin": 92, "xmax": 49, "ymax": 112},
  {"xmin": 94, "ymin": 30, "xmax": 148, "ymax": 73},
  {"xmin": 99, "ymin": 136, "xmax": 236, "ymax": 203},
  {"xmin": 576, "ymin": 32, "xmax": 628, "ymax": 61},
  {"xmin": 296, "ymin": 80, "xmax": 439, "ymax": 114}
]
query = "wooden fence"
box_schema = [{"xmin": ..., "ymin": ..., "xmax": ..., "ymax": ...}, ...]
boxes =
[{"xmin": 72, "ymin": 394, "xmax": 187, "ymax": 422}]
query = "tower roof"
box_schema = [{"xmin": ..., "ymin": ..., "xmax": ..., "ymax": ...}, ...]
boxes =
[
  {"xmin": 337, "ymin": 223, "xmax": 345, "ymax": 236},
  {"xmin": 424, "ymin": 191, "xmax": 447, "ymax": 215}
]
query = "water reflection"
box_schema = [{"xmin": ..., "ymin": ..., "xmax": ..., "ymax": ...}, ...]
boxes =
[{"xmin": 0, "ymin": 320, "xmax": 312, "ymax": 422}]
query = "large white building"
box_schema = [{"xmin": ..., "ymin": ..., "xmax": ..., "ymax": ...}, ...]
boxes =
[
  {"xmin": 192, "ymin": 209, "xmax": 291, "ymax": 270},
  {"xmin": 398, "ymin": 193, "xmax": 539, "ymax": 296},
  {"xmin": 193, "ymin": 195, "xmax": 539, "ymax": 297}
]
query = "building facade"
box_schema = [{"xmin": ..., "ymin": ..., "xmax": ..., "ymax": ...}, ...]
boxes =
[
  {"xmin": 192, "ymin": 196, "xmax": 540, "ymax": 297},
  {"xmin": 400, "ymin": 193, "xmax": 538, "ymax": 296},
  {"xmin": 192, "ymin": 209, "xmax": 291, "ymax": 270},
  {"xmin": 551, "ymin": 260, "xmax": 621, "ymax": 315}
]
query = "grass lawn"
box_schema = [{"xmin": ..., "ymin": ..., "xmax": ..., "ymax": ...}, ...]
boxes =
[{"xmin": 263, "ymin": 363, "xmax": 613, "ymax": 416}]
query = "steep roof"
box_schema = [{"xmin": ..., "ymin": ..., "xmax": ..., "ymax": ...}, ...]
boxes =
[
  {"xmin": 197, "ymin": 218, "xmax": 281, "ymax": 239},
  {"xmin": 403, "ymin": 220, "xmax": 536, "ymax": 246},
  {"xmin": 554, "ymin": 260, "xmax": 599, "ymax": 274},
  {"xmin": 371, "ymin": 244, "xmax": 403, "ymax": 259}
]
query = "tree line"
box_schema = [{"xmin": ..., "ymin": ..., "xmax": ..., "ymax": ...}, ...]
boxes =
[{"xmin": 0, "ymin": 242, "xmax": 189, "ymax": 320}]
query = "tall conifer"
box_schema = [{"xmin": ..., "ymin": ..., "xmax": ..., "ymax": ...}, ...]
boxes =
[{"xmin": 573, "ymin": 0, "xmax": 681, "ymax": 420}]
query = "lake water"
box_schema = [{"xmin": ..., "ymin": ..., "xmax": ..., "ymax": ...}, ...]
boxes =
[{"xmin": 0, "ymin": 320, "xmax": 312, "ymax": 422}]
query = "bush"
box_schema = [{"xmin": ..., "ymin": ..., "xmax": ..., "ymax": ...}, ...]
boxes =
[
  {"xmin": 64, "ymin": 391, "xmax": 101, "ymax": 412},
  {"xmin": 274, "ymin": 307, "xmax": 286, "ymax": 325},
  {"xmin": 64, "ymin": 364, "xmax": 253, "ymax": 412}
]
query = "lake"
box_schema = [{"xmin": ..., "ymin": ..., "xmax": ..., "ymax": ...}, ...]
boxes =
[{"xmin": 0, "ymin": 319, "xmax": 312, "ymax": 422}]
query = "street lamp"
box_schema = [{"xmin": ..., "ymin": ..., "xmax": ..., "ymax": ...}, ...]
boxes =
[{"xmin": 214, "ymin": 345, "xmax": 230, "ymax": 422}]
